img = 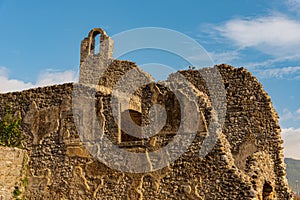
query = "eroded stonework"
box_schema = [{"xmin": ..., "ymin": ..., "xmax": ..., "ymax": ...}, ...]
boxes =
[
  {"xmin": 0, "ymin": 28, "xmax": 293, "ymax": 199},
  {"xmin": 0, "ymin": 147, "xmax": 27, "ymax": 199}
]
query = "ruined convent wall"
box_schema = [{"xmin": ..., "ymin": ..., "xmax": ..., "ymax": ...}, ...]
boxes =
[{"xmin": 0, "ymin": 62, "xmax": 293, "ymax": 199}]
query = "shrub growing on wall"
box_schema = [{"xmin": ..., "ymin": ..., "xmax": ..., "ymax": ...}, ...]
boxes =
[{"xmin": 0, "ymin": 112, "xmax": 22, "ymax": 147}]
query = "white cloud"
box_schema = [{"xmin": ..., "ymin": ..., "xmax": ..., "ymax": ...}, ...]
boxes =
[
  {"xmin": 282, "ymin": 127, "xmax": 300, "ymax": 159},
  {"xmin": 36, "ymin": 70, "xmax": 77, "ymax": 87},
  {"xmin": 215, "ymin": 14, "xmax": 300, "ymax": 56},
  {"xmin": 0, "ymin": 67, "xmax": 77, "ymax": 93},
  {"xmin": 0, "ymin": 67, "xmax": 34, "ymax": 93}
]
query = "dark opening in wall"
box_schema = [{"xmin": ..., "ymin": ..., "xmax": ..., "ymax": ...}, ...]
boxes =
[
  {"xmin": 262, "ymin": 181, "xmax": 273, "ymax": 200},
  {"xmin": 224, "ymin": 83, "xmax": 230, "ymax": 90},
  {"xmin": 121, "ymin": 109, "xmax": 143, "ymax": 142}
]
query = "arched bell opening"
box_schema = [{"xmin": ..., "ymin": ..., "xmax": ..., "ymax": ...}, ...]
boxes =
[{"xmin": 87, "ymin": 28, "xmax": 107, "ymax": 55}]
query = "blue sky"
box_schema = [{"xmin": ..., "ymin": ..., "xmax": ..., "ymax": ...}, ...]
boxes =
[{"xmin": 0, "ymin": 0, "xmax": 299, "ymax": 158}]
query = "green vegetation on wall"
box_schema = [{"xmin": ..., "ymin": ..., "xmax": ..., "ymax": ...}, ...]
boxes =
[
  {"xmin": 13, "ymin": 186, "xmax": 22, "ymax": 198},
  {"xmin": 0, "ymin": 110, "xmax": 22, "ymax": 147}
]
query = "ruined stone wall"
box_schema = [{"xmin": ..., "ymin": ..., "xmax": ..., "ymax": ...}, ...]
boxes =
[
  {"xmin": 180, "ymin": 64, "xmax": 292, "ymax": 199},
  {"xmin": 0, "ymin": 63, "xmax": 293, "ymax": 199}
]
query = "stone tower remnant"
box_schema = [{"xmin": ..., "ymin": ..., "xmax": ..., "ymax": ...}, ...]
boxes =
[{"xmin": 79, "ymin": 28, "xmax": 114, "ymax": 85}]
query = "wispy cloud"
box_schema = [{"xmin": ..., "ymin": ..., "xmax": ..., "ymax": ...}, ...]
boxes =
[
  {"xmin": 0, "ymin": 67, "xmax": 77, "ymax": 93},
  {"xmin": 208, "ymin": 50, "xmax": 240, "ymax": 65},
  {"xmin": 282, "ymin": 127, "xmax": 300, "ymax": 159},
  {"xmin": 280, "ymin": 108, "xmax": 300, "ymax": 123},
  {"xmin": 254, "ymin": 66, "xmax": 300, "ymax": 79},
  {"xmin": 286, "ymin": 0, "xmax": 300, "ymax": 14}
]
